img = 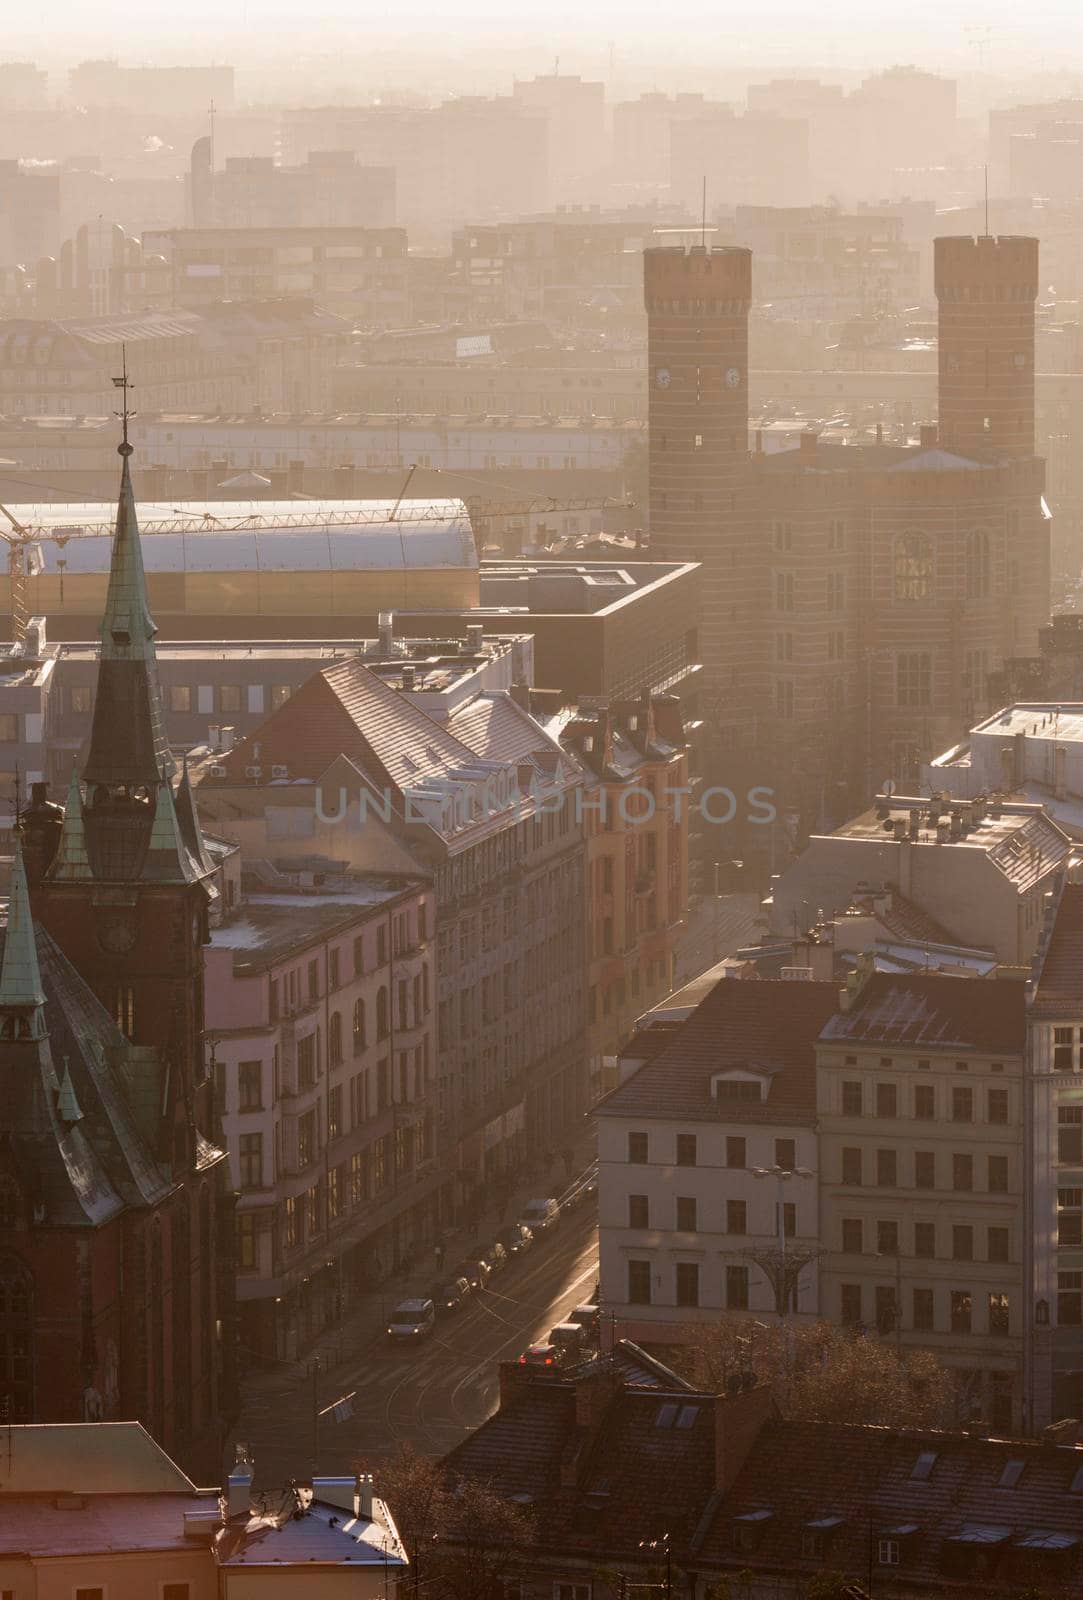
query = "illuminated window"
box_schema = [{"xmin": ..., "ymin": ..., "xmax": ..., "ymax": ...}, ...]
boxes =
[{"xmin": 893, "ymin": 532, "xmax": 934, "ymax": 601}]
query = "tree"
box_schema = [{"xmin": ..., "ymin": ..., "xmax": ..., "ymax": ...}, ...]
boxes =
[
  {"xmin": 367, "ymin": 1443, "xmax": 532, "ymax": 1600},
  {"xmin": 676, "ymin": 1319, "xmax": 957, "ymax": 1431}
]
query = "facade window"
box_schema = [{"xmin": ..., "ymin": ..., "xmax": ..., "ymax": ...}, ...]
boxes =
[
  {"xmin": 913, "ymin": 1288, "xmax": 934, "ymax": 1331},
  {"xmin": 988, "ymin": 1293, "xmax": 1010, "ymax": 1336},
  {"xmin": 896, "ymin": 651, "xmax": 932, "ymax": 708},
  {"xmin": 775, "ymin": 571, "xmax": 794, "ymax": 611},
  {"xmin": 0, "ymin": 1256, "xmax": 33, "ymax": 1421},
  {"xmin": 726, "ymin": 1136, "xmax": 746, "ymax": 1168},
  {"xmin": 875, "ymin": 1285, "xmax": 898, "ymax": 1335},
  {"xmin": 950, "ymin": 1290, "xmax": 972, "ymax": 1334},
  {"xmin": 628, "ymin": 1259, "xmax": 652, "ymax": 1305},
  {"xmin": 842, "ymin": 1218, "xmax": 863, "ymax": 1253},
  {"xmin": 297, "ymin": 1032, "xmax": 316, "ymax": 1088},
  {"xmin": 628, "ymin": 1194, "xmax": 649, "ymax": 1229},
  {"xmin": 675, "ymin": 1262, "xmax": 700, "ymax": 1307},
  {"xmin": 328, "ymin": 1012, "xmax": 343, "ymax": 1067},
  {"xmin": 328, "ymin": 1086, "xmax": 342, "ymax": 1141},
  {"xmin": 842, "ymin": 1080, "xmax": 862, "ymax": 1115},
  {"xmin": 676, "ymin": 1196, "xmax": 697, "ymax": 1232},
  {"xmin": 238, "ymin": 1060, "xmax": 262, "ymax": 1111},
  {"xmin": 349, "ymin": 1152, "xmax": 365, "ymax": 1208},
  {"xmin": 727, "ymin": 1199, "xmax": 747, "ymax": 1235},
  {"xmin": 952, "ymin": 1153, "xmax": 974, "ymax": 1191},
  {"xmin": 893, "ymin": 531, "xmax": 934, "ymax": 600},
  {"xmin": 628, "ymin": 1131, "xmax": 648, "ymax": 1164},
  {"xmin": 238, "ymin": 1132, "xmax": 263, "ymax": 1189},
  {"xmin": 774, "ymin": 520, "xmax": 792, "ymax": 551},
  {"xmin": 676, "ymin": 1133, "xmax": 697, "ymax": 1167},
  {"xmin": 952, "ymin": 1085, "xmax": 974, "ymax": 1123},
  {"xmin": 284, "ymin": 1195, "xmax": 300, "ymax": 1250},
  {"xmin": 776, "ymin": 680, "xmax": 795, "ymax": 719},
  {"xmin": 271, "ymin": 683, "xmax": 292, "ymax": 710},
  {"xmin": 169, "ymin": 685, "xmax": 191, "ymax": 712},
  {"xmin": 988, "ymin": 1226, "xmax": 1009, "ymax": 1263},
  {"xmin": 914, "ymin": 1151, "xmax": 935, "ymax": 1189},
  {"xmin": 826, "ymin": 571, "xmax": 844, "ymax": 610},
  {"xmin": 878, "ymin": 1540, "xmax": 901, "ymax": 1567},
  {"xmin": 1059, "ymin": 1106, "xmax": 1083, "ymax": 1162},
  {"xmin": 877, "ymin": 1220, "xmax": 899, "ymax": 1255},
  {"xmin": 236, "ymin": 1213, "xmax": 257, "ymax": 1271},
  {"xmin": 841, "ymin": 1284, "xmax": 862, "ymax": 1326},
  {"xmin": 220, "ymin": 684, "xmax": 242, "ymax": 712},
  {"xmin": 841, "ymin": 1148, "xmax": 862, "ymax": 1185},
  {"xmin": 1058, "ymin": 1188, "xmax": 1083, "ymax": 1247},
  {"xmin": 775, "ymin": 1138, "xmax": 796, "ymax": 1169},
  {"xmin": 1058, "ymin": 1270, "xmax": 1082, "ymax": 1326},
  {"xmin": 914, "ymin": 1222, "xmax": 935, "ymax": 1258},
  {"xmin": 726, "ymin": 1265, "xmax": 749, "ymax": 1310},
  {"xmin": 876, "ymin": 1083, "xmax": 897, "ymax": 1118},
  {"xmin": 1054, "ymin": 1027, "xmax": 1076, "ymax": 1072},
  {"xmin": 352, "ymin": 997, "xmax": 366, "ymax": 1054},
  {"xmin": 376, "ymin": 987, "xmax": 389, "ymax": 1039},
  {"xmin": 876, "ymin": 1149, "xmax": 897, "ymax": 1187},
  {"xmin": 952, "ymin": 1225, "xmax": 974, "ymax": 1261},
  {"xmin": 914, "ymin": 1085, "xmax": 935, "ymax": 1121},
  {"xmin": 297, "ymin": 1110, "xmax": 316, "ymax": 1170},
  {"xmin": 988, "ymin": 1087, "xmax": 1009, "ymax": 1124},
  {"xmin": 988, "ymin": 1154, "xmax": 1009, "ymax": 1193},
  {"xmin": 965, "ymin": 528, "xmax": 990, "ymax": 599}
]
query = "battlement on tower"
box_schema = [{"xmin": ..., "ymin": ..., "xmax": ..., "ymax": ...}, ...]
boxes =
[
  {"xmin": 934, "ymin": 234, "xmax": 1039, "ymax": 301},
  {"xmin": 644, "ymin": 244, "xmax": 752, "ymax": 313}
]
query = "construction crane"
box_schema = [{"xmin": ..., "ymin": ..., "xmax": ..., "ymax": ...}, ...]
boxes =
[{"xmin": 0, "ymin": 484, "xmax": 634, "ymax": 646}]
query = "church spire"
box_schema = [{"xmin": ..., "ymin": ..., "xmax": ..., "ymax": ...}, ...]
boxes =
[
  {"xmin": 0, "ymin": 833, "xmax": 47, "ymax": 1039},
  {"xmin": 82, "ymin": 353, "xmax": 173, "ymax": 792}
]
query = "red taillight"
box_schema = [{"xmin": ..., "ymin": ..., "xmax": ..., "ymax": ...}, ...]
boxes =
[
  {"xmin": 519, "ymin": 1355, "xmax": 527, "ymax": 1364},
  {"xmin": 545, "ymin": 1356, "xmax": 553, "ymax": 1365}
]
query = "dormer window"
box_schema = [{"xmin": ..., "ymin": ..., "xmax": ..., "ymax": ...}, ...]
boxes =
[
  {"xmin": 732, "ymin": 1509, "xmax": 774, "ymax": 1552},
  {"xmin": 712, "ymin": 1070, "xmax": 768, "ymax": 1103},
  {"xmin": 802, "ymin": 1517, "xmax": 844, "ymax": 1560}
]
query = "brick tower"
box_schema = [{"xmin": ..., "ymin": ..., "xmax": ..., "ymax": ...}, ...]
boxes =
[
  {"xmin": 935, "ymin": 234, "xmax": 1038, "ymax": 461},
  {"xmin": 644, "ymin": 244, "xmax": 761, "ymax": 774}
]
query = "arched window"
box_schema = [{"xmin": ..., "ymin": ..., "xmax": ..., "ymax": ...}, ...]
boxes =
[
  {"xmin": 894, "ymin": 532, "xmax": 934, "ymax": 601},
  {"xmin": 352, "ymin": 998, "xmax": 366, "ymax": 1056},
  {"xmin": 376, "ymin": 987, "xmax": 389, "ymax": 1041},
  {"xmin": 328, "ymin": 1011, "xmax": 342, "ymax": 1067},
  {"xmin": 0, "ymin": 1255, "xmax": 33, "ymax": 1422},
  {"xmin": 966, "ymin": 528, "xmax": 990, "ymax": 599}
]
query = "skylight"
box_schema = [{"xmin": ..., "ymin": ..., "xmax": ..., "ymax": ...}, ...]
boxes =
[
  {"xmin": 1071, "ymin": 1463, "xmax": 1083, "ymax": 1495},
  {"xmin": 998, "ymin": 1459, "xmax": 1025, "ymax": 1489},
  {"xmin": 676, "ymin": 1405, "xmax": 700, "ymax": 1428},
  {"xmin": 911, "ymin": 1451, "xmax": 938, "ymax": 1481},
  {"xmin": 654, "ymin": 1402, "xmax": 679, "ymax": 1428}
]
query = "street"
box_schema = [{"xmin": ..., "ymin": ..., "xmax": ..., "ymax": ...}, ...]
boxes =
[{"xmin": 236, "ymin": 1204, "xmax": 600, "ymax": 1488}]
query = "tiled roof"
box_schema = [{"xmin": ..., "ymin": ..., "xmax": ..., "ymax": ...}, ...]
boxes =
[
  {"xmin": 450, "ymin": 693, "xmax": 566, "ymax": 766},
  {"xmin": 596, "ymin": 980, "xmax": 839, "ymax": 1125},
  {"xmin": 697, "ymin": 1420, "xmax": 1083, "ymax": 1589},
  {"xmin": 1030, "ymin": 882, "xmax": 1083, "ymax": 1016},
  {"xmin": 867, "ymin": 891, "xmax": 958, "ymax": 949},
  {"xmin": 819, "ymin": 973, "xmax": 1025, "ymax": 1053}
]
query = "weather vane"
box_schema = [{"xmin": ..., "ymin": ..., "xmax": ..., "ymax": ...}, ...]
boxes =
[{"xmin": 111, "ymin": 343, "xmax": 136, "ymax": 457}]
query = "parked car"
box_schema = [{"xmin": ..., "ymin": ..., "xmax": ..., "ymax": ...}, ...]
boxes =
[
  {"xmin": 481, "ymin": 1241, "xmax": 508, "ymax": 1274},
  {"xmin": 549, "ymin": 1321, "xmax": 590, "ymax": 1359},
  {"xmin": 386, "ymin": 1299, "xmax": 436, "ymax": 1341},
  {"xmin": 434, "ymin": 1277, "xmax": 471, "ymax": 1313},
  {"xmin": 455, "ymin": 1257, "xmax": 492, "ymax": 1291},
  {"xmin": 566, "ymin": 1303, "xmax": 600, "ymax": 1338},
  {"xmin": 496, "ymin": 1223, "xmax": 533, "ymax": 1257},
  {"xmin": 519, "ymin": 1341, "xmax": 564, "ymax": 1368},
  {"xmin": 518, "ymin": 1197, "xmax": 561, "ymax": 1235}
]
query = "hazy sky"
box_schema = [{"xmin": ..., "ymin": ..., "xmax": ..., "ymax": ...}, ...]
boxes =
[{"xmin": 14, "ymin": 0, "xmax": 1083, "ymax": 78}]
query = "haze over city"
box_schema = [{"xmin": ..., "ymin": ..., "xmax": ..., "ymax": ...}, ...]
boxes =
[{"xmin": 4, "ymin": 2, "xmax": 1083, "ymax": 1595}]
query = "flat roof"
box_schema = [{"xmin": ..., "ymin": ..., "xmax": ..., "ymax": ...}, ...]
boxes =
[{"xmin": 210, "ymin": 878, "xmax": 424, "ymax": 969}]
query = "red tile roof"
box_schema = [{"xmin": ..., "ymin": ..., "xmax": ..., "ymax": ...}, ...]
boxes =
[
  {"xmin": 819, "ymin": 973, "xmax": 1025, "ymax": 1054},
  {"xmin": 596, "ymin": 979, "xmax": 840, "ymax": 1126}
]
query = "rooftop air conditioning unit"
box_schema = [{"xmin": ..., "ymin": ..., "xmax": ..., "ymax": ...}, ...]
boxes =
[
  {"xmin": 210, "ymin": 764, "xmax": 228, "ymax": 778},
  {"xmin": 271, "ymin": 764, "xmax": 289, "ymax": 779},
  {"xmin": 245, "ymin": 765, "xmax": 263, "ymax": 779}
]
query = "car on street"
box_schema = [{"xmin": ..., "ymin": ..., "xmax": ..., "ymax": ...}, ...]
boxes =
[
  {"xmin": 386, "ymin": 1298, "xmax": 436, "ymax": 1341},
  {"xmin": 567, "ymin": 1303, "xmax": 600, "ymax": 1338},
  {"xmin": 433, "ymin": 1277, "xmax": 471, "ymax": 1313},
  {"xmin": 549, "ymin": 1321, "xmax": 590, "ymax": 1360},
  {"xmin": 481, "ymin": 1240, "xmax": 508, "ymax": 1274},
  {"xmin": 518, "ymin": 1197, "xmax": 561, "ymax": 1235},
  {"xmin": 496, "ymin": 1223, "xmax": 533, "ymax": 1257},
  {"xmin": 519, "ymin": 1340, "xmax": 565, "ymax": 1368},
  {"xmin": 455, "ymin": 1257, "xmax": 492, "ymax": 1291}
]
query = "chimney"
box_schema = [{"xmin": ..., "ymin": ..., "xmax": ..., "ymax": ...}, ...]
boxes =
[
  {"xmin": 220, "ymin": 726, "xmax": 236, "ymax": 754},
  {"xmin": 226, "ymin": 1446, "xmax": 253, "ymax": 1519},
  {"xmin": 509, "ymin": 680, "xmax": 532, "ymax": 712},
  {"xmin": 1055, "ymin": 744, "xmax": 1068, "ymax": 801},
  {"xmin": 401, "ymin": 664, "xmax": 416, "ymax": 691},
  {"xmin": 798, "ymin": 429, "xmax": 817, "ymax": 460},
  {"xmin": 357, "ymin": 1472, "xmax": 375, "ymax": 1520},
  {"xmin": 574, "ymin": 1365, "xmax": 622, "ymax": 1431},
  {"xmin": 498, "ymin": 1359, "xmax": 533, "ymax": 1408},
  {"xmin": 378, "ymin": 611, "xmax": 394, "ymax": 655},
  {"xmin": 467, "ymin": 623, "xmax": 484, "ymax": 652},
  {"xmin": 713, "ymin": 1382, "xmax": 774, "ymax": 1495},
  {"xmin": 919, "ymin": 423, "xmax": 938, "ymax": 450}
]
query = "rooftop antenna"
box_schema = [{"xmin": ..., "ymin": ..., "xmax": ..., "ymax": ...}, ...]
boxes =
[
  {"xmin": 701, "ymin": 175, "xmax": 707, "ymax": 248},
  {"xmin": 111, "ymin": 344, "xmax": 135, "ymax": 456}
]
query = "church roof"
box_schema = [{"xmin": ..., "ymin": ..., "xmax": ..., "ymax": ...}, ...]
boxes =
[{"xmin": 0, "ymin": 837, "xmax": 45, "ymax": 1013}]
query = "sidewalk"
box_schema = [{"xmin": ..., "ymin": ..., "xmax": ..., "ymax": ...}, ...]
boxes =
[{"xmin": 240, "ymin": 1137, "xmax": 598, "ymax": 1397}]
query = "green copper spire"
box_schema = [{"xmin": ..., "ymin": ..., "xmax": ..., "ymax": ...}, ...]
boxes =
[
  {"xmin": 49, "ymin": 767, "xmax": 94, "ymax": 882},
  {"xmin": 0, "ymin": 833, "xmax": 46, "ymax": 1033}
]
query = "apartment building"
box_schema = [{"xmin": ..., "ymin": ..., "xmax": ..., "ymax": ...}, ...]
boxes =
[
  {"xmin": 1025, "ymin": 878, "xmax": 1083, "ymax": 1429},
  {"xmin": 817, "ymin": 968, "xmax": 1026, "ymax": 1432},
  {"xmin": 926, "ymin": 701, "xmax": 1083, "ymax": 841},
  {"xmin": 188, "ymin": 137, "xmax": 396, "ymax": 229},
  {"xmin": 194, "ymin": 656, "xmax": 588, "ymax": 1193},
  {"xmin": 206, "ymin": 864, "xmax": 436, "ymax": 1360},
  {"xmin": 542, "ymin": 692, "xmax": 690, "ymax": 1090},
  {"xmin": 768, "ymin": 793, "xmax": 1073, "ymax": 967},
  {"xmin": 595, "ymin": 978, "xmax": 839, "ymax": 1341}
]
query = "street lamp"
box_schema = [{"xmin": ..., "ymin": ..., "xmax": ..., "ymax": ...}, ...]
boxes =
[{"xmin": 751, "ymin": 1165, "xmax": 815, "ymax": 1317}]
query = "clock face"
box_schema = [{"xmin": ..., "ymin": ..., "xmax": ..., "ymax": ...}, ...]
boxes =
[
  {"xmin": 725, "ymin": 366, "xmax": 741, "ymax": 389},
  {"xmin": 98, "ymin": 917, "xmax": 136, "ymax": 955},
  {"xmin": 656, "ymin": 367, "xmax": 672, "ymax": 389}
]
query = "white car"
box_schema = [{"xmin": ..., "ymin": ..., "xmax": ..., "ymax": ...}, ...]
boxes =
[
  {"xmin": 518, "ymin": 1197, "xmax": 561, "ymax": 1235},
  {"xmin": 386, "ymin": 1298, "xmax": 436, "ymax": 1341}
]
